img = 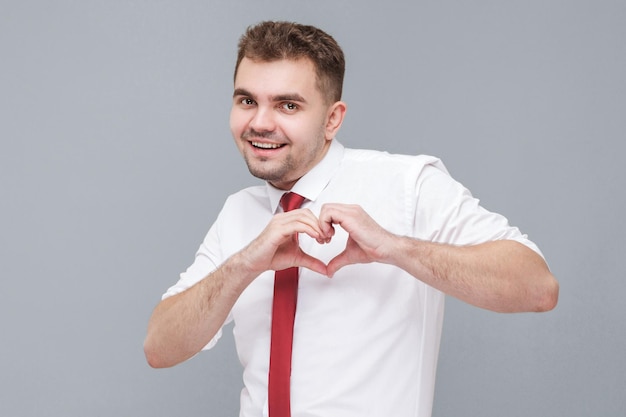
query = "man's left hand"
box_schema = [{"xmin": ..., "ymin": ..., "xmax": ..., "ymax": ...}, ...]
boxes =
[{"xmin": 318, "ymin": 203, "xmax": 395, "ymax": 277}]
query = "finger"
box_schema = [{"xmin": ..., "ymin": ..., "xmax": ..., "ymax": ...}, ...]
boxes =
[
  {"xmin": 318, "ymin": 205, "xmax": 341, "ymax": 237},
  {"xmin": 297, "ymin": 251, "xmax": 329, "ymax": 276},
  {"xmin": 280, "ymin": 209, "xmax": 326, "ymax": 239},
  {"xmin": 318, "ymin": 203, "xmax": 359, "ymax": 233},
  {"xmin": 270, "ymin": 214, "xmax": 324, "ymax": 243},
  {"xmin": 326, "ymin": 250, "xmax": 352, "ymax": 278}
]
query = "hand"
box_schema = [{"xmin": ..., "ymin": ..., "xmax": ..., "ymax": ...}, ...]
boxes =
[
  {"xmin": 242, "ymin": 208, "xmax": 330, "ymax": 277},
  {"xmin": 319, "ymin": 204, "xmax": 396, "ymax": 277}
]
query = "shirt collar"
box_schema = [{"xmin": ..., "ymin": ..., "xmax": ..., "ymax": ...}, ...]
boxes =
[{"xmin": 266, "ymin": 139, "xmax": 345, "ymax": 213}]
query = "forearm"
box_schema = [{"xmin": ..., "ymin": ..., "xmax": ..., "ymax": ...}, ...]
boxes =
[
  {"xmin": 388, "ymin": 237, "xmax": 559, "ymax": 313},
  {"xmin": 143, "ymin": 252, "xmax": 256, "ymax": 368},
  {"xmin": 144, "ymin": 208, "xmax": 331, "ymax": 368}
]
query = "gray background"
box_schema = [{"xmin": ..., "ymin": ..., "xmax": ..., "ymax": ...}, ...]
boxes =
[{"xmin": 1, "ymin": 1, "xmax": 624, "ymax": 416}]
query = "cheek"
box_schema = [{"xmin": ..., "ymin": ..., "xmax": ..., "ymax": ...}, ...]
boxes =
[
  {"xmin": 280, "ymin": 117, "xmax": 321, "ymax": 142},
  {"xmin": 229, "ymin": 108, "xmax": 246, "ymax": 137}
]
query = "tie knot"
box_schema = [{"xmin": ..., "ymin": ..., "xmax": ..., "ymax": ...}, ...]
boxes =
[{"xmin": 280, "ymin": 192, "xmax": 305, "ymax": 212}]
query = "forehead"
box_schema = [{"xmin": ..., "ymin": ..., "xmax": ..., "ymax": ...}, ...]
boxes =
[{"xmin": 234, "ymin": 57, "xmax": 320, "ymax": 99}]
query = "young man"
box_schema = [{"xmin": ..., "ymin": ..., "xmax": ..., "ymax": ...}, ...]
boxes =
[{"xmin": 144, "ymin": 21, "xmax": 558, "ymax": 417}]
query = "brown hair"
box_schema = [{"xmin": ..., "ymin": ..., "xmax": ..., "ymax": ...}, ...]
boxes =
[{"xmin": 234, "ymin": 21, "xmax": 345, "ymax": 103}]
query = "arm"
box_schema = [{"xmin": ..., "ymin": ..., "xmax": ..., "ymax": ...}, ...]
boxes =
[
  {"xmin": 320, "ymin": 204, "xmax": 559, "ymax": 313},
  {"xmin": 144, "ymin": 208, "xmax": 328, "ymax": 368}
]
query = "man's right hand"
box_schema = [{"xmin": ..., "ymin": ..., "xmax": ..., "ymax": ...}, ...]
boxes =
[{"xmin": 240, "ymin": 208, "xmax": 330, "ymax": 277}]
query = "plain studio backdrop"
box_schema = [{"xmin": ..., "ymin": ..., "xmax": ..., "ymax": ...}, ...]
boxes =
[{"xmin": 1, "ymin": 1, "xmax": 624, "ymax": 416}]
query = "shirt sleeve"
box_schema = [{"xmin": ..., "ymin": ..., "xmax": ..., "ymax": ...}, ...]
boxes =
[
  {"xmin": 412, "ymin": 158, "xmax": 544, "ymax": 258},
  {"xmin": 161, "ymin": 216, "xmax": 234, "ymax": 350}
]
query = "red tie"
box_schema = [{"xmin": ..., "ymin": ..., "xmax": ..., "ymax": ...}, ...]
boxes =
[{"xmin": 268, "ymin": 192, "xmax": 306, "ymax": 417}]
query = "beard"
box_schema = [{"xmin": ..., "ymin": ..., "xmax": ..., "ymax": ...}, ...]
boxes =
[
  {"xmin": 244, "ymin": 152, "xmax": 297, "ymax": 183},
  {"xmin": 239, "ymin": 127, "xmax": 327, "ymax": 187}
]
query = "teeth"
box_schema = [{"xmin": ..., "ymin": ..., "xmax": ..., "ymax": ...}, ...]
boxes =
[{"xmin": 252, "ymin": 142, "xmax": 283, "ymax": 149}]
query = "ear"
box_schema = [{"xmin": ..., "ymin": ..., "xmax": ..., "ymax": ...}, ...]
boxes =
[{"xmin": 324, "ymin": 101, "xmax": 347, "ymax": 140}]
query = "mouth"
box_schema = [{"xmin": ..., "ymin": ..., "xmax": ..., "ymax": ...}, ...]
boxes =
[{"xmin": 250, "ymin": 141, "xmax": 286, "ymax": 150}]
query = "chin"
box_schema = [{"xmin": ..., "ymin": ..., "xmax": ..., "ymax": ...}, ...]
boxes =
[{"xmin": 247, "ymin": 165, "xmax": 281, "ymax": 182}]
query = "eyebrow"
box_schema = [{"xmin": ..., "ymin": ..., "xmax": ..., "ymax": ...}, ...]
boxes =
[
  {"xmin": 233, "ymin": 88, "xmax": 307, "ymax": 104},
  {"xmin": 273, "ymin": 93, "xmax": 307, "ymax": 103},
  {"xmin": 233, "ymin": 88, "xmax": 253, "ymax": 98}
]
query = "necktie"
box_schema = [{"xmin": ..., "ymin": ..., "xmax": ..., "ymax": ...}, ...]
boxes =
[{"xmin": 268, "ymin": 192, "xmax": 306, "ymax": 417}]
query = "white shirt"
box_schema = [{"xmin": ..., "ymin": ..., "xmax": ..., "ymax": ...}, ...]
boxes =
[{"xmin": 164, "ymin": 140, "xmax": 542, "ymax": 417}]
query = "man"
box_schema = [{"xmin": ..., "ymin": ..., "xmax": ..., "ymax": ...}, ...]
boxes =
[{"xmin": 144, "ymin": 21, "xmax": 558, "ymax": 417}]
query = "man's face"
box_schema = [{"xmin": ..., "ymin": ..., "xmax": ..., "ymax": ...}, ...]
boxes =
[{"xmin": 230, "ymin": 57, "xmax": 334, "ymax": 190}]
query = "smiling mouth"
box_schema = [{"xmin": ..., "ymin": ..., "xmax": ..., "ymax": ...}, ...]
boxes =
[{"xmin": 251, "ymin": 141, "xmax": 285, "ymax": 149}]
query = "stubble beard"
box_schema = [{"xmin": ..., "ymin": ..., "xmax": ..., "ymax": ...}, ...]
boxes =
[
  {"xmin": 244, "ymin": 152, "xmax": 297, "ymax": 184},
  {"xmin": 241, "ymin": 128, "xmax": 326, "ymax": 186}
]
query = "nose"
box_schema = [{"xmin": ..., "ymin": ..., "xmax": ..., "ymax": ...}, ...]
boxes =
[{"xmin": 249, "ymin": 106, "xmax": 276, "ymax": 133}]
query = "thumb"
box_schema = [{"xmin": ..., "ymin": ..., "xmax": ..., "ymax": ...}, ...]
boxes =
[
  {"xmin": 326, "ymin": 250, "xmax": 352, "ymax": 278},
  {"xmin": 297, "ymin": 250, "xmax": 329, "ymax": 277}
]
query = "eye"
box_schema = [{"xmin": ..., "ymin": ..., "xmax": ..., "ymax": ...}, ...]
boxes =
[
  {"xmin": 239, "ymin": 97, "xmax": 255, "ymax": 106},
  {"xmin": 281, "ymin": 102, "xmax": 298, "ymax": 112}
]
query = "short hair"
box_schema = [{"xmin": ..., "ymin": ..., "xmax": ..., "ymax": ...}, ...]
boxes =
[{"xmin": 234, "ymin": 21, "xmax": 345, "ymax": 103}]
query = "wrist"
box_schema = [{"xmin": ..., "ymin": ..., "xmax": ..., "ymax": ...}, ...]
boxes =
[
  {"xmin": 222, "ymin": 250, "xmax": 263, "ymax": 292},
  {"xmin": 376, "ymin": 232, "xmax": 409, "ymax": 265},
  {"xmin": 385, "ymin": 235, "xmax": 434, "ymax": 277}
]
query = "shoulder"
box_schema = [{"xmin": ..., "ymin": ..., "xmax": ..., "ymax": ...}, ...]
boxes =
[
  {"xmin": 341, "ymin": 147, "xmax": 449, "ymax": 178},
  {"xmin": 222, "ymin": 184, "xmax": 269, "ymax": 210},
  {"xmin": 211, "ymin": 184, "xmax": 274, "ymax": 248}
]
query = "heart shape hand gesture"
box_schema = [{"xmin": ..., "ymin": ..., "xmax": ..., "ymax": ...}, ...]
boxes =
[{"xmin": 243, "ymin": 203, "xmax": 396, "ymax": 278}]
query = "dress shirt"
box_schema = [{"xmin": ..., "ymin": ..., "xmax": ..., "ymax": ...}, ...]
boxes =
[{"xmin": 163, "ymin": 139, "xmax": 542, "ymax": 417}]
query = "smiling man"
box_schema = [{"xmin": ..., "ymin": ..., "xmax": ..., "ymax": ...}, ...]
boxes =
[
  {"xmin": 144, "ymin": 21, "xmax": 558, "ymax": 417},
  {"xmin": 231, "ymin": 57, "xmax": 343, "ymax": 191}
]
